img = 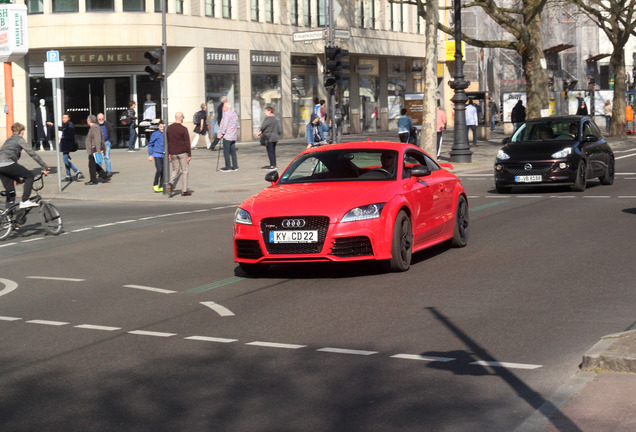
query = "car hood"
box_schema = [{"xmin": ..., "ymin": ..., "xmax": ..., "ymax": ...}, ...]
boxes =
[
  {"xmin": 240, "ymin": 182, "xmax": 397, "ymax": 221},
  {"xmin": 502, "ymin": 141, "xmax": 575, "ymax": 159}
]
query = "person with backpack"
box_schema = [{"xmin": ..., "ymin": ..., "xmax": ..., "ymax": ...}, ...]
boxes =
[
  {"xmin": 59, "ymin": 113, "xmax": 84, "ymax": 182},
  {"xmin": 191, "ymin": 103, "xmax": 211, "ymax": 149}
]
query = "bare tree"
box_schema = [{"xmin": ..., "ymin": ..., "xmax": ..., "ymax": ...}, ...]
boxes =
[{"xmin": 565, "ymin": 0, "xmax": 636, "ymax": 137}]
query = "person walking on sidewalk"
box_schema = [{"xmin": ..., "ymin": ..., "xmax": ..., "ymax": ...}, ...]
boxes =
[
  {"xmin": 85, "ymin": 115, "xmax": 110, "ymax": 185},
  {"xmin": 191, "ymin": 103, "xmax": 211, "ymax": 150},
  {"xmin": 148, "ymin": 120, "xmax": 165, "ymax": 193},
  {"xmin": 257, "ymin": 106, "xmax": 280, "ymax": 170},
  {"xmin": 127, "ymin": 100, "xmax": 138, "ymax": 152},
  {"xmin": 0, "ymin": 122, "xmax": 51, "ymax": 209},
  {"xmin": 217, "ymin": 103, "xmax": 239, "ymax": 172},
  {"xmin": 511, "ymin": 100, "xmax": 526, "ymax": 132},
  {"xmin": 436, "ymin": 101, "xmax": 447, "ymax": 158},
  {"xmin": 488, "ymin": 97, "xmax": 499, "ymax": 131},
  {"xmin": 59, "ymin": 113, "xmax": 84, "ymax": 182},
  {"xmin": 97, "ymin": 113, "xmax": 115, "ymax": 176},
  {"xmin": 466, "ymin": 100, "xmax": 479, "ymax": 147},
  {"xmin": 397, "ymin": 108, "xmax": 414, "ymax": 143},
  {"xmin": 167, "ymin": 112, "xmax": 192, "ymax": 196},
  {"xmin": 209, "ymin": 96, "xmax": 226, "ymax": 151}
]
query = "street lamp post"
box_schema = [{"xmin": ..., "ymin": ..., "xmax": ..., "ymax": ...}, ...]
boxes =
[{"xmin": 448, "ymin": 0, "xmax": 472, "ymax": 163}]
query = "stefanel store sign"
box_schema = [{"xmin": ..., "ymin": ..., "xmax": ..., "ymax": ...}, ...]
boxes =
[{"xmin": 0, "ymin": 4, "xmax": 28, "ymax": 63}]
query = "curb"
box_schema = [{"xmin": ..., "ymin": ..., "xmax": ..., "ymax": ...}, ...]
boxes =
[{"xmin": 580, "ymin": 329, "xmax": 636, "ymax": 372}]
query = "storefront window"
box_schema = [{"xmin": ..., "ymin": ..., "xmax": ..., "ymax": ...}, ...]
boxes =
[
  {"xmin": 123, "ymin": 0, "xmax": 145, "ymax": 12},
  {"xmin": 205, "ymin": 74, "xmax": 240, "ymax": 135},
  {"xmin": 52, "ymin": 0, "xmax": 78, "ymax": 13},
  {"xmin": 86, "ymin": 0, "xmax": 114, "ymax": 11},
  {"xmin": 359, "ymin": 75, "xmax": 380, "ymax": 132},
  {"xmin": 387, "ymin": 78, "xmax": 406, "ymax": 131},
  {"xmin": 27, "ymin": 0, "xmax": 44, "ymax": 14},
  {"xmin": 291, "ymin": 73, "xmax": 316, "ymax": 138},
  {"xmin": 251, "ymin": 74, "xmax": 281, "ymax": 137}
]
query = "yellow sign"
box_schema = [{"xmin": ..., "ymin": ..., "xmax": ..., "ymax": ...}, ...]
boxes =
[{"xmin": 445, "ymin": 41, "xmax": 464, "ymax": 62}]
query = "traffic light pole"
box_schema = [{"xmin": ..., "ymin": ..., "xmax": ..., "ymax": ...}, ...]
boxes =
[
  {"xmin": 328, "ymin": 0, "xmax": 335, "ymax": 144},
  {"xmin": 161, "ymin": 0, "xmax": 170, "ymax": 195}
]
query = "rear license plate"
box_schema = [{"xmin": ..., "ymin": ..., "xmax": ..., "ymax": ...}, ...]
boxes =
[
  {"xmin": 269, "ymin": 230, "xmax": 318, "ymax": 243},
  {"xmin": 515, "ymin": 175, "xmax": 542, "ymax": 183}
]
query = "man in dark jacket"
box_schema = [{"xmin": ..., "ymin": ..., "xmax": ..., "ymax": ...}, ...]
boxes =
[
  {"xmin": 97, "ymin": 113, "xmax": 115, "ymax": 175},
  {"xmin": 59, "ymin": 113, "xmax": 84, "ymax": 182},
  {"xmin": 511, "ymin": 100, "xmax": 526, "ymax": 132},
  {"xmin": 167, "ymin": 112, "xmax": 192, "ymax": 196},
  {"xmin": 209, "ymin": 96, "xmax": 227, "ymax": 151},
  {"xmin": 84, "ymin": 115, "xmax": 110, "ymax": 185}
]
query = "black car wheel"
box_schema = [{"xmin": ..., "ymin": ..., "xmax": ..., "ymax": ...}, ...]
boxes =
[
  {"xmin": 599, "ymin": 157, "xmax": 615, "ymax": 185},
  {"xmin": 571, "ymin": 160, "xmax": 587, "ymax": 192},
  {"xmin": 385, "ymin": 210, "xmax": 412, "ymax": 272},
  {"xmin": 450, "ymin": 195, "xmax": 469, "ymax": 248}
]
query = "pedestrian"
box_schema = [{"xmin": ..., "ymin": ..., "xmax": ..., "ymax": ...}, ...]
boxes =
[
  {"xmin": 0, "ymin": 122, "xmax": 51, "ymax": 209},
  {"xmin": 127, "ymin": 100, "xmax": 138, "ymax": 152},
  {"xmin": 436, "ymin": 101, "xmax": 447, "ymax": 158},
  {"xmin": 257, "ymin": 105, "xmax": 280, "ymax": 170},
  {"xmin": 466, "ymin": 100, "xmax": 479, "ymax": 147},
  {"xmin": 333, "ymin": 98, "xmax": 344, "ymax": 143},
  {"xmin": 313, "ymin": 98, "xmax": 326, "ymax": 123},
  {"xmin": 209, "ymin": 96, "xmax": 226, "ymax": 151},
  {"xmin": 59, "ymin": 113, "xmax": 84, "ymax": 182},
  {"xmin": 511, "ymin": 100, "xmax": 526, "ymax": 132},
  {"xmin": 397, "ymin": 108, "xmax": 413, "ymax": 143},
  {"xmin": 84, "ymin": 114, "xmax": 110, "ymax": 185},
  {"xmin": 97, "ymin": 113, "xmax": 115, "ymax": 176},
  {"xmin": 488, "ymin": 97, "xmax": 499, "ymax": 131},
  {"xmin": 603, "ymin": 100, "xmax": 612, "ymax": 132},
  {"xmin": 166, "ymin": 112, "xmax": 192, "ymax": 196},
  {"xmin": 191, "ymin": 103, "xmax": 211, "ymax": 149},
  {"xmin": 217, "ymin": 103, "xmax": 239, "ymax": 172},
  {"xmin": 576, "ymin": 100, "xmax": 589, "ymax": 115},
  {"xmin": 147, "ymin": 120, "xmax": 165, "ymax": 193},
  {"xmin": 306, "ymin": 113, "xmax": 329, "ymax": 149}
]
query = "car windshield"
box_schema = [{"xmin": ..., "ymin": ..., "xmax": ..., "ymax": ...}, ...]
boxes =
[
  {"xmin": 511, "ymin": 121, "xmax": 579, "ymax": 142},
  {"xmin": 278, "ymin": 149, "xmax": 399, "ymax": 184}
]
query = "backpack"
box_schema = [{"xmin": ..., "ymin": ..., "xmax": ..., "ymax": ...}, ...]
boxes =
[
  {"xmin": 193, "ymin": 111, "xmax": 202, "ymax": 125},
  {"xmin": 119, "ymin": 112, "xmax": 128, "ymax": 126},
  {"xmin": 334, "ymin": 105, "xmax": 343, "ymax": 125}
]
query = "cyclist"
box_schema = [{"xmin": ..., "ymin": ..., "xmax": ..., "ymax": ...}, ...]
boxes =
[{"xmin": 0, "ymin": 122, "xmax": 51, "ymax": 209}]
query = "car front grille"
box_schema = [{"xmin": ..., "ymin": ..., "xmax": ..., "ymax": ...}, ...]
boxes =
[
  {"xmin": 503, "ymin": 163, "xmax": 553, "ymax": 176},
  {"xmin": 261, "ymin": 216, "xmax": 330, "ymax": 255},
  {"xmin": 235, "ymin": 239, "xmax": 263, "ymax": 259},
  {"xmin": 330, "ymin": 236, "xmax": 373, "ymax": 257}
]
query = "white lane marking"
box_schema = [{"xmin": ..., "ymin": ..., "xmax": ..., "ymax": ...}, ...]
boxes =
[
  {"xmin": 470, "ymin": 360, "xmax": 542, "ymax": 370},
  {"xmin": 0, "ymin": 242, "xmax": 18, "ymax": 248},
  {"xmin": 615, "ymin": 151, "xmax": 636, "ymax": 159},
  {"xmin": 0, "ymin": 278, "xmax": 18, "ymax": 298},
  {"xmin": 185, "ymin": 336, "xmax": 238, "ymax": 343},
  {"xmin": 317, "ymin": 347, "xmax": 378, "ymax": 356},
  {"xmin": 27, "ymin": 276, "xmax": 85, "ymax": 282},
  {"xmin": 201, "ymin": 301, "xmax": 235, "ymax": 317},
  {"xmin": 26, "ymin": 319, "xmax": 69, "ymax": 326},
  {"xmin": 391, "ymin": 354, "xmax": 456, "ymax": 362},
  {"xmin": 123, "ymin": 285, "xmax": 176, "ymax": 294},
  {"xmin": 21, "ymin": 237, "xmax": 44, "ymax": 243},
  {"xmin": 583, "ymin": 196, "xmax": 610, "ymax": 199},
  {"xmin": 128, "ymin": 330, "xmax": 177, "ymax": 337},
  {"xmin": 94, "ymin": 223, "xmax": 117, "ymax": 228},
  {"xmin": 116, "ymin": 220, "xmax": 136, "ymax": 224},
  {"xmin": 138, "ymin": 216, "xmax": 157, "ymax": 221},
  {"xmin": 71, "ymin": 228, "xmax": 92, "ymax": 232},
  {"xmin": 618, "ymin": 196, "xmax": 636, "ymax": 198},
  {"xmin": 75, "ymin": 324, "xmax": 121, "ymax": 331},
  {"xmin": 246, "ymin": 341, "xmax": 307, "ymax": 349},
  {"xmin": 467, "ymin": 195, "xmax": 480, "ymax": 199},
  {"xmin": 516, "ymin": 196, "xmax": 543, "ymax": 198},
  {"xmin": 0, "ymin": 316, "xmax": 21, "ymax": 321},
  {"xmin": 552, "ymin": 195, "xmax": 575, "ymax": 199}
]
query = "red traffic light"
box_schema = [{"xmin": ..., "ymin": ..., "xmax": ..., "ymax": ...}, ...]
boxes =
[{"xmin": 144, "ymin": 49, "xmax": 163, "ymax": 65}]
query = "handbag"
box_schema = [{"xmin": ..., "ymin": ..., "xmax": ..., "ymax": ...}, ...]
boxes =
[
  {"xmin": 260, "ymin": 135, "xmax": 268, "ymax": 146},
  {"xmin": 94, "ymin": 152, "xmax": 103, "ymax": 164}
]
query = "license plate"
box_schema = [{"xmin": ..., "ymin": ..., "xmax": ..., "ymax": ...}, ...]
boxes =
[
  {"xmin": 515, "ymin": 175, "xmax": 542, "ymax": 183},
  {"xmin": 269, "ymin": 230, "xmax": 318, "ymax": 243}
]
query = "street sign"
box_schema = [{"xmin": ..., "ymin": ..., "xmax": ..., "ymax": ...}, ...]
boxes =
[
  {"xmin": 333, "ymin": 29, "xmax": 350, "ymax": 40},
  {"xmin": 46, "ymin": 50, "xmax": 60, "ymax": 62},
  {"xmin": 0, "ymin": 4, "xmax": 28, "ymax": 63},
  {"xmin": 293, "ymin": 30, "xmax": 324, "ymax": 42},
  {"xmin": 44, "ymin": 61, "xmax": 64, "ymax": 78}
]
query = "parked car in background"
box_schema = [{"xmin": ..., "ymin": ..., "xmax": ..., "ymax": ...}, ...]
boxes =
[{"xmin": 494, "ymin": 116, "xmax": 614, "ymax": 193}]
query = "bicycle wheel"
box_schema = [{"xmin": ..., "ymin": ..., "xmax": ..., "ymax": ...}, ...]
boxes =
[
  {"xmin": 39, "ymin": 202, "xmax": 63, "ymax": 235},
  {"xmin": 0, "ymin": 211, "xmax": 14, "ymax": 240}
]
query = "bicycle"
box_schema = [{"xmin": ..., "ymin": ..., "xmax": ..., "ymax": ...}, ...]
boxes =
[{"xmin": 0, "ymin": 172, "xmax": 63, "ymax": 240}]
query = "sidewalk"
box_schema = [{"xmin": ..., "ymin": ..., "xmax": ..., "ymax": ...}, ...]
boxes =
[{"xmin": 23, "ymin": 128, "xmax": 636, "ymax": 432}]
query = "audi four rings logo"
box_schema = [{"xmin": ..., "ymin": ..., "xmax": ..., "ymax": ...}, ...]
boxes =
[
  {"xmin": 524, "ymin": 163, "xmax": 533, "ymax": 171},
  {"xmin": 282, "ymin": 219, "xmax": 306, "ymax": 228}
]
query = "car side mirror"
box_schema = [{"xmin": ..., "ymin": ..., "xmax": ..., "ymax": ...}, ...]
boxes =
[
  {"xmin": 265, "ymin": 171, "xmax": 279, "ymax": 183},
  {"xmin": 502, "ymin": 137, "xmax": 510, "ymax": 144},
  {"xmin": 584, "ymin": 134, "xmax": 598, "ymax": 142},
  {"xmin": 410, "ymin": 164, "xmax": 431, "ymax": 177}
]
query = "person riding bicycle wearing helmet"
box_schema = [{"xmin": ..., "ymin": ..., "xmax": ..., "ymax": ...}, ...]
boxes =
[{"xmin": 0, "ymin": 122, "xmax": 51, "ymax": 209}]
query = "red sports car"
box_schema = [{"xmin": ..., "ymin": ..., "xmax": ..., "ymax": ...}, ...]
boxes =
[{"xmin": 233, "ymin": 142, "xmax": 469, "ymax": 274}]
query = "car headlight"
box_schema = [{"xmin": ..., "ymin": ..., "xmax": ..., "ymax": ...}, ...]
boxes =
[
  {"xmin": 341, "ymin": 203, "xmax": 385, "ymax": 223},
  {"xmin": 234, "ymin": 208, "xmax": 252, "ymax": 225},
  {"xmin": 551, "ymin": 147, "xmax": 572, "ymax": 158},
  {"xmin": 497, "ymin": 150, "xmax": 510, "ymax": 160}
]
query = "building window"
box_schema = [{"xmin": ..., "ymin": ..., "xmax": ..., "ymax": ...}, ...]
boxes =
[
  {"xmin": 155, "ymin": 0, "xmax": 162, "ymax": 12},
  {"xmin": 265, "ymin": 0, "xmax": 273, "ymax": 23},
  {"xmin": 222, "ymin": 0, "xmax": 231, "ymax": 18},
  {"xmin": 390, "ymin": 3, "xmax": 403, "ymax": 31},
  {"xmin": 357, "ymin": 0, "xmax": 374, "ymax": 28},
  {"xmin": 399, "ymin": 3, "xmax": 404, "ymax": 32},
  {"xmin": 356, "ymin": 0, "xmax": 364, "ymax": 27},
  {"xmin": 27, "ymin": 0, "xmax": 44, "ymax": 14},
  {"xmin": 176, "ymin": 0, "xmax": 183, "ymax": 14},
  {"xmin": 369, "ymin": 0, "xmax": 375, "ymax": 29},
  {"xmin": 303, "ymin": 0, "xmax": 311, "ymax": 26},
  {"xmin": 52, "ymin": 0, "xmax": 78, "ymax": 12},
  {"xmin": 317, "ymin": 0, "xmax": 325, "ymax": 27},
  {"xmin": 290, "ymin": 0, "xmax": 298, "ymax": 25},
  {"xmin": 251, "ymin": 0, "xmax": 259, "ymax": 21},
  {"xmin": 123, "ymin": 0, "xmax": 144, "ymax": 12},
  {"xmin": 86, "ymin": 0, "xmax": 113, "ymax": 11},
  {"xmin": 205, "ymin": 0, "xmax": 215, "ymax": 16}
]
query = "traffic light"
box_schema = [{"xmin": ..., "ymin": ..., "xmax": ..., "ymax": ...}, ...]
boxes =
[
  {"xmin": 144, "ymin": 48, "xmax": 163, "ymax": 81},
  {"xmin": 324, "ymin": 46, "xmax": 349, "ymax": 88}
]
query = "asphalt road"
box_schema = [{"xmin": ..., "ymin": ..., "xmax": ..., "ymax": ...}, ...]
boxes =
[{"xmin": 1, "ymin": 152, "xmax": 636, "ymax": 431}]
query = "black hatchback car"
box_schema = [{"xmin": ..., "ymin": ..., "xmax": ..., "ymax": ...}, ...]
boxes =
[{"xmin": 494, "ymin": 116, "xmax": 614, "ymax": 193}]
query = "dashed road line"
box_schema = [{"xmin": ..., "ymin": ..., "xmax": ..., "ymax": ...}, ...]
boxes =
[
  {"xmin": 246, "ymin": 341, "xmax": 307, "ymax": 350},
  {"xmin": 75, "ymin": 324, "xmax": 121, "ymax": 331},
  {"xmin": 0, "ymin": 242, "xmax": 18, "ymax": 248},
  {"xmin": 201, "ymin": 301, "xmax": 235, "ymax": 316},
  {"xmin": 123, "ymin": 284, "xmax": 177, "ymax": 294},
  {"xmin": 391, "ymin": 353, "xmax": 456, "ymax": 362},
  {"xmin": 317, "ymin": 347, "xmax": 378, "ymax": 356},
  {"xmin": 185, "ymin": 335, "xmax": 238, "ymax": 343},
  {"xmin": 21, "ymin": 238, "xmax": 45, "ymax": 243},
  {"xmin": 128, "ymin": 330, "xmax": 177, "ymax": 337},
  {"xmin": 27, "ymin": 276, "xmax": 85, "ymax": 282},
  {"xmin": 470, "ymin": 360, "xmax": 542, "ymax": 370},
  {"xmin": 0, "ymin": 316, "xmax": 21, "ymax": 321},
  {"xmin": 26, "ymin": 319, "xmax": 69, "ymax": 326}
]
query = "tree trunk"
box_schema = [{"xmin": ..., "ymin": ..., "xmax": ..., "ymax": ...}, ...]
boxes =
[
  {"xmin": 520, "ymin": 20, "xmax": 549, "ymax": 119},
  {"xmin": 420, "ymin": 0, "xmax": 438, "ymax": 157},
  {"xmin": 609, "ymin": 50, "xmax": 627, "ymax": 137}
]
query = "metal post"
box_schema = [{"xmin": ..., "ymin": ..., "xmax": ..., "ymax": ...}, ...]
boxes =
[
  {"xmin": 52, "ymin": 78, "xmax": 63, "ymax": 191},
  {"xmin": 328, "ymin": 0, "xmax": 335, "ymax": 143},
  {"xmin": 448, "ymin": 0, "xmax": 472, "ymax": 163},
  {"xmin": 161, "ymin": 0, "xmax": 170, "ymax": 194}
]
